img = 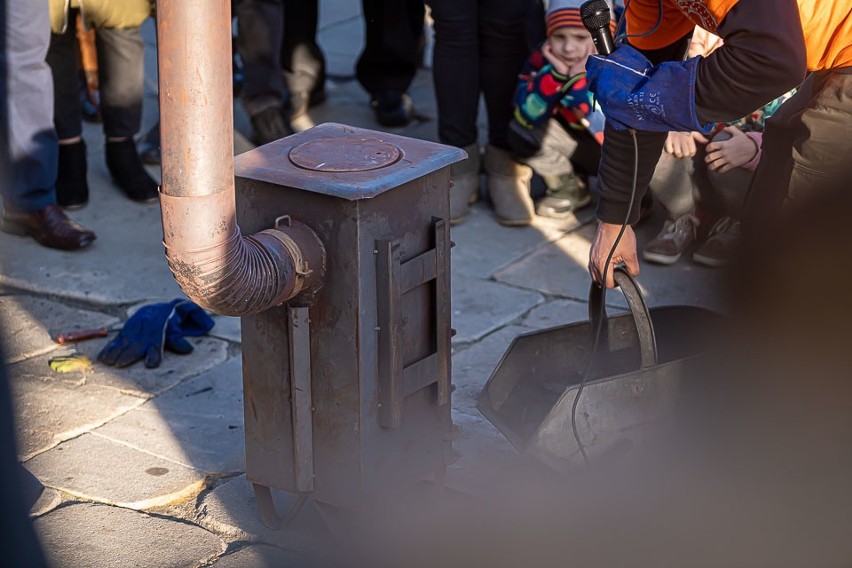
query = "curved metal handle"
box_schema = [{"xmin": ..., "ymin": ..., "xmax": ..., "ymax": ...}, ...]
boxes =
[
  {"xmin": 252, "ymin": 483, "xmax": 306, "ymax": 530},
  {"xmin": 588, "ymin": 265, "xmax": 658, "ymax": 369}
]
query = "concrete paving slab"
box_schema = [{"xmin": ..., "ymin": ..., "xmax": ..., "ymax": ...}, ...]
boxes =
[
  {"xmin": 195, "ymin": 475, "xmax": 327, "ymax": 549},
  {"xmin": 0, "ymin": 295, "xmax": 118, "ymax": 364},
  {"xmin": 324, "ymin": 52, "xmax": 358, "ymax": 81},
  {"xmin": 35, "ymin": 503, "xmax": 223, "ymax": 568},
  {"xmin": 522, "ymin": 298, "xmax": 597, "ymax": 329},
  {"xmin": 493, "ymin": 223, "xmax": 723, "ymax": 309},
  {"xmin": 0, "ymin": 148, "xmax": 182, "ymax": 305},
  {"xmin": 447, "ymin": 409, "xmax": 522, "ymax": 494},
  {"xmin": 451, "ymin": 276, "xmax": 542, "ymax": 345},
  {"xmin": 319, "ymin": 0, "xmax": 362, "ymax": 30},
  {"xmin": 30, "ymin": 487, "xmax": 63, "ymax": 518},
  {"xmin": 9, "ymin": 357, "xmax": 143, "ymax": 459},
  {"xmin": 452, "ymin": 325, "xmax": 534, "ymax": 415},
  {"xmin": 211, "ymin": 315, "xmax": 242, "ymax": 343},
  {"xmin": 302, "ymin": 96, "xmax": 382, "ymax": 132},
  {"xmin": 317, "ymin": 17, "xmax": 364, "ymax": 62},
  {"xmin": 96, "ymin": 358, "xmax": 245, "ymax": 475},
  {"xmin": 26, "ymin": 433, "xmax": 207, "ymax": 509},
  {"xmin": 211, "ymin": 544, "xmax": 309, "ymax": 568},
  {"xmin": 450, "ymin": 204, "xmax": 587, "ymax": 279},
  {"xmin": 67, "ymin": 335, "xmax": 229, "ymax": 397}
]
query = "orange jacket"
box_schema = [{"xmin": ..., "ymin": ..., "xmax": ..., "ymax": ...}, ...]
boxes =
[{"xmin": 627, "ymin": 0, "xmax": 852, "ymax": 71}]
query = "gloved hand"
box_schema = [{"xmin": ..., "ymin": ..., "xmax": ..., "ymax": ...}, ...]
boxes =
[
  {"xmin": 98, "ymin": 299, "xmax": 214, "ymax": 368},
  {"xmin": 585, "ymin": 44, "xmax": 713, "ymax": 134},
  {"xmin": 164, "ymin": 301, "xmax": 215, "ymax": 354}
]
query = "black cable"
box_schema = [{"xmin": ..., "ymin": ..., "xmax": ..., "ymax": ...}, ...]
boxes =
[
  {"xmin": 617, "ymin": 0, "xmax": 665, "ymax": 42},
  {"xmin": 570, "ymin": 129, "xmax": 640, "ymax": 465}
]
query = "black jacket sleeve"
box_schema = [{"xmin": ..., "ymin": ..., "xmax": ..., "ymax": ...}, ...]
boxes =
[
  {"xmin": 597, "ymin": 0, "xmax": 807, "ymax": 225},
  {"xmin": 695, "ymin": 0, "xmax": 807, "ymax": 123},
  {"xmin": 596, "ymin": 36, "xmax": 691, "ymax": 225}
]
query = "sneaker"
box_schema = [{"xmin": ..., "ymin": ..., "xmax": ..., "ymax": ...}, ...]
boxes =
[
  {"xmin": 642, "ymin": 213, "xmax": 699, "ymax": 265},
  {"xmin": 536, "ymin": 172, "xmax": 591, "ymax": 219},
  {"xmin": 693, "ymin": 216, "xmax": 740, "ymax": 267}
]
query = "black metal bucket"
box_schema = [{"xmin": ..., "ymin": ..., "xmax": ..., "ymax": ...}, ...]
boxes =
[{"xmin": 477, "ymin": 267, "xmax": 720, "ymax": 471}]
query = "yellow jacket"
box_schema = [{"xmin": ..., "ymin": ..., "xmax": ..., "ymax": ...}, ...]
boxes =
[{"xmin": 50, "ymin": 0, "xmax": 153, "ymax": 34}]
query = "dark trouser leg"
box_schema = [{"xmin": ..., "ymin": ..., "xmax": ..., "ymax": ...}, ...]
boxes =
[
  {"xmin": 237, "ymin": 0, "xmax": 286, "ymax": 116},
  {"xmin": 430, "ymin": 0, "xmax": 479, "ymax": 147},
  {"xmin": 4, "ymin": 0, "xmax": 57, "ymax": 212},
  {"xmin": 281, "ymin": 0, "xmax": 325, "ymax": 104},
  {"xmin": 479, "ymin": 0, "xmax": 533, "ymax": 150},
  {"xmin": 526, "ymin": 0, "xmax": 546, "ymax": 52},
  {"xmin": 46, "ymin": 18, "xmax": 83, "ymax": 140},
  {"xmin": 706, "ymin": 167, "xmax": 753, "ymax": 219},
  {"xmin": 356, "ymin": 0, "xmax": 424, "ymax": 97},
  {"xmin": 96, "ymin": 26, "xmax": 145, "ymax": 138}
]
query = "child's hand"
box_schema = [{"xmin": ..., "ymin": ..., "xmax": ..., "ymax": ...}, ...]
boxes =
[
  {"xmin": 664, "ymin": 131, "xmax": 709, "ymax": 158},
  {"xmin": 705, "ymin": 126, "xmax": 758, "ymax": 173},
  {"xmin": 542, "ymin": 41, "xmax": 571, "ymax": 77}
]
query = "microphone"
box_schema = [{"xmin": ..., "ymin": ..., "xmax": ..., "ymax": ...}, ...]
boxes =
[{"xmin": 580, "ymin": 0, "xmax": 615, "ymax": 55}]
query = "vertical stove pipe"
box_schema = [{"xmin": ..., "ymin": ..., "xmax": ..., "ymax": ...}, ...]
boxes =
[{"xmin": 155, "ymin": 0, "xmax": 323, "ymax": 316}]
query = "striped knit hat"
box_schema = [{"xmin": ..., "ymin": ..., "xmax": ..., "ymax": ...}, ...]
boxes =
[{"xmin": 546, "ymin": 0, "xmax": 613, "ymax": 36}]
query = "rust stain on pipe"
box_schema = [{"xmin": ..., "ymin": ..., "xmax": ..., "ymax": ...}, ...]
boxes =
[{"xmin": 156, "ymin": 0, "xmax": 323, "ymax": 315}]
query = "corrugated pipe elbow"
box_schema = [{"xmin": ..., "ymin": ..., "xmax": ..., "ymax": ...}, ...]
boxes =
[{"xmin": 160, "ymin": 191, "xmax": 324, "ymax": 317}]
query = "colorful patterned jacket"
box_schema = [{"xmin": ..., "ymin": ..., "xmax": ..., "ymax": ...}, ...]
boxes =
[{"xmin": 513, "ymin": 47, "xmax": 606, "ymax": 143}]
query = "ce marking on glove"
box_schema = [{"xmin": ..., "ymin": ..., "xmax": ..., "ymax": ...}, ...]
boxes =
[{"xmin": 647, "ymin": 92, "xmax": 663, "ymax": 116}]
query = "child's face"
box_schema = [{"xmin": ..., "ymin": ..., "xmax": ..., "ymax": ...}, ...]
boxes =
[{"xmin": 547, "ymin": 27, "xmax": 594, "ymax": 71}]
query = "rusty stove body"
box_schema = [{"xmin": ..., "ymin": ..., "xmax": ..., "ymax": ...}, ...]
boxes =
[{"xmin": 234, "ymin": 123, "xmax": 465, "ymax": 512}]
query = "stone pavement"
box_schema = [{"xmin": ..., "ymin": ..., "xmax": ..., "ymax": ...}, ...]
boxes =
[{"xmin": 1, "ymin": 3, "xmax": 719, "ymax": 567}]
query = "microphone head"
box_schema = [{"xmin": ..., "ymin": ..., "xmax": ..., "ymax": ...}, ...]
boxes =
[{"xmin": 580, "ymin": 0, "xmax": 612, "ymax": 32}]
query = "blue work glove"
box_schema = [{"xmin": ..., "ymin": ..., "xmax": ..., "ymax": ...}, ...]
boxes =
[
  {"xmin": 585, "ymin": 45, "xmax": 713, "ymax": 134},
  {"xmin": 164, "ymin": 301, "xmax": 215, "ymax": 354},
  {"xmin": 98, "ymin": 299, "xmax": 214, "ymax": 368}
]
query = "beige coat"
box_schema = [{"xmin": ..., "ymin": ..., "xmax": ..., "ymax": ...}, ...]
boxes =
[{"xmin": 50, "ymin": 0, "xmax": 153, "ymax": 34}]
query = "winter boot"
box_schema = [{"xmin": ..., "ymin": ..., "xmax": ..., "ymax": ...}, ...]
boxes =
[
  {"xmin": 537, "ymin": 172, "xmax": 591, "ymax": 219},
  {"xmin": 484, "ymin": 145, "xmax": 534, "ymax": 226},
  {"xmin": 56, "ymin": 140, "xmax": 89, "ymax": 209},
  {"xmin": 449, "ymin": 143, "xmax": 481, "ymax": 224},
  {"xmin": 105, "ymin": 138, "xmax": 159, "ymax": 204}
]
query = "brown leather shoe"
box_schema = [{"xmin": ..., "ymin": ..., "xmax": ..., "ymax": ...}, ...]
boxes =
[{"xmin": 1, "ymin": 204, "xmax": 96, "ymax": 250}]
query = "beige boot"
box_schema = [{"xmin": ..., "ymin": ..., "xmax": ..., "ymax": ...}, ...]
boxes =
[
  {"xmin": 484, "ymin": 145, "xmax": 534, "ymax": 226},
  {"xmin": 449, "ymin": 143, "xmax": 481, "ymax": 224}
]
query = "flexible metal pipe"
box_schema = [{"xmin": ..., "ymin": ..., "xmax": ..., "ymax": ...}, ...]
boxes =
[{"xmin": 156, "ymin": 0, "xmax": 323, "ymax": 316}]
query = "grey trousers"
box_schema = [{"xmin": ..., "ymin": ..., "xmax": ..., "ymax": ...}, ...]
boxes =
[
  {"xmin": 520, "ymin": 119, "xmax": 601, "ymax": 180},
  {"xmin": 3, "ymin": 0, "xmax": 57, "ymax": 212},
  {"xmin": 743, "ymin": 68, "xmax": 852, "ymax": 228},
  {"xmin": 47, "ymin": 17, "xmax": 145, "ymax": 139},
  {"xmin": 650, "ymin": 131, "xmax": 754, "ymax": 220}
]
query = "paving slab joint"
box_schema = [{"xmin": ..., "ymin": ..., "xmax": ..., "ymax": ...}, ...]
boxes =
[{"xmin": 20, "ymin": 397, "xmax": 148, "ymax": 462}]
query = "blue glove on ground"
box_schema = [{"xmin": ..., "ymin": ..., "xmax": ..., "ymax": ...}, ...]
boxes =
[
  {"xmin": 585, "ymin": 44, "xmax": 713, "ymax": 134},
  {"xmin": 165, "ymin": 301, "xmax": 215, "ymax": 354},
  {"xmin": 98, "ymin": 299, "xmax": 214, "ymax": 368}
]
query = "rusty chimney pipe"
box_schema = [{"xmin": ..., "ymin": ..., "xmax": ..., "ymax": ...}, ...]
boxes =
[{"xmin": 155, "ymin": 0, "xmax": 323, "ymax": 316}]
